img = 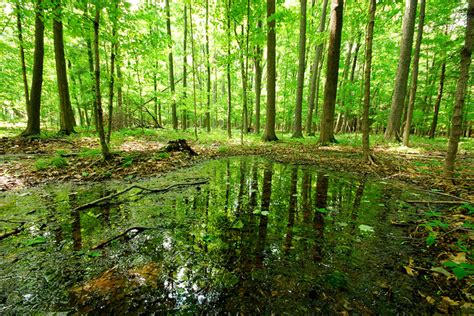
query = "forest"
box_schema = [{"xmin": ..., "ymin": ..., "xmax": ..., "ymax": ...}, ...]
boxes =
[{"xmin": 0, "ymin": 0, "xmax": 473, "ymax": 314}]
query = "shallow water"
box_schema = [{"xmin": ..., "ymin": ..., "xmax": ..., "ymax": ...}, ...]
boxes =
[{"xmin": 1, "ymin": 157, "xmax": 434, "ymax": 314}]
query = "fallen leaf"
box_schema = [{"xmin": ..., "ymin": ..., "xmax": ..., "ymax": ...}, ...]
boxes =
[
  {"xmin": 441, "ymin": 296, "xmax": 459, "ymax": 307},
  {"xmin": 430, "ymin": 267, "xmax": 454, "ymax": 279},
  {"xmin": 450, "ymin": 252, "xmax": 467, "ymax": 264},
  {"xmin": 404, "ymin": 265, "xmax": 418, "ymax": 277}
]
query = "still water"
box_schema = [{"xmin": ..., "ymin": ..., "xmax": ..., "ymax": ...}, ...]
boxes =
[{"xmin": 1, "ymin": 157, "xmax": 428, "ymax": 314}]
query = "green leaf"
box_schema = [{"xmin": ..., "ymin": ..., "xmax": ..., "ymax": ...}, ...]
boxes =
[
  {"xmin": 88, "ymin": 251, "xmax": 102, "ymax": 258},
  {"xmin": 452, "ymin": 267, "xmax": 468, "ymax": 280},
  {"xmin": 443, "ymin": 261, "xmax": 458, "ymax": 268},
  {"xmin": 431, "ymin": 267, "xmax": 453, "ymax": 278},
  {"xmin": 426, "ymin": 232, "xmax": 437, "ymax": 246},
  {"xmin": 25, "ymin": 236, "xmax": 47, "ymax": 246},
  {"xmin": 358, "ymin": 224, "xmax": 374, "ymax": 233},
  {"xmin": 232, "ymin": 220, "xmax": 244, "ymax": 229}
]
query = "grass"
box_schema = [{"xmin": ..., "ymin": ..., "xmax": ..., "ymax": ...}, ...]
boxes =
[{"xmin": 35, "ymin": 156, "xmax": 68, "ymax": 171}]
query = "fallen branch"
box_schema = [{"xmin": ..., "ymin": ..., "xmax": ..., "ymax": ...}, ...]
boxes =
[
  {"xmin": 92, "ymin": 226, "xmax": 161, "ymax": 250},
  {"xmin": 0, "ymin": 222, "xmax": 25, "ymax": 241},
  {"xmin": 410, "ymin": 188, "xmax": 472, "ymax": 203},
  {"xmin": 73, "ymin": 179, "xmax": 208, "ymax": 212},
  {"xmin": 405, "ymin": 200, "xmax": 469, "ymax": 205}
]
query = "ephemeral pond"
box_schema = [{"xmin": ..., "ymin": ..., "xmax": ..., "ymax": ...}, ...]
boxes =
[{"xmin": 1, "ymin": 157, "xmax": 445, "ymax": 314}]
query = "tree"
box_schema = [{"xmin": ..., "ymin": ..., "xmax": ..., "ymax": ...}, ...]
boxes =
[
  {"xmin": 182, "ymin": 3, "xmax": 188, "ymax": 131},
  {"xmin": 318, "ymin": 0, "xmax": 343, "ymax": 145},
  {"xmin": 165, "ymin": 0, "xmax": 178, "ymax": 130},
  {"xmin": 15, "ymin": 2, "xmax": 29, "ymax": 115},
  {"xmin": 189, "ymin": 1, "xmax": 198, "ymax": 140},
  {"xmin": 53, "ymin": 0, "xmax": 76, "ymax": 135},
  {"xmin": 444, "ymin": 0, "xmax": 473, "ymax": 178},
  {"xmin": 362, "ymin": 0, "xmax": 376, "ymax": 163},
  {"xmin": 306, "ymin": 0, "xmax": 329, "ymax": 136},
  {"xmin": 403, "ymin": 0, "xmax": 425, "ymax": 146},
  {"xmin": 292, "ymin": 0, "xmax": 307, "ymax": 138},
  {"xmin": 226, "ymin": 0, "xmax": 232, "ymax": 138},
  {"xmin": 262, "ymin": 0, "xmax": 278, "ymax": 142},
  {"xmin": 93, "ymin": 3, "xmax": 111, "ymax": 160},
  {"xmin": 205, "ymin": 0, "xmax": 211, "ymax": 133},
  {"xmin": 384, "ymin": 0, "xmax": 417, "ymax": 142},
  {"xmin": 428, "ymin": 61, "xmax": 446, "ymax": 139},
  {"xmin": 21, "ymin": 0, "xmax": 44, "ymax": 137},
  {"xmin": 254, "ymin": 19, "xmax": 263, "ymax": 134},
  {"xmin": 107, "ymin": 0, "xmax": 119, "ymax": 142}
]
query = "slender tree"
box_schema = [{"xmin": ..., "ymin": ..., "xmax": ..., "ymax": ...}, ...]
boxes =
[
  {"xmin": 306, "ymin": 0, "xmax": 329, "ymax": 136},
  {"xmin": 182, "ymin": 3, "xmax": 188, "ymax": 130},
  {"xmin": 254, "ymin": 19, "xmax": 263, "ymax": 134},
  {"xmin": 22, "ymin": 0, "xmax": 44, "ymax": 137},
  {"xmin": 384, "ymin": 0, "xmax": 417, "ymax": 142},
  {"xmin": 262, "ymin": 0, "xmax": 278, "ymax": 141},
  {"xmin": 226, "ymin": 0, "xmax": 232, "ymax": 138},
  {"xmin": 318, "ymin": 0, "xmax": 343, "ymax": 145},
  {"xmin": 107, "ymin": 0, "xmax": 119, "ymax": 142},
  {"xmin": 93, "ymin": 3, "xmax": 111, "ymax": 160},
  {"xmin": 445, "ymin": 0, "xmax": 473, "ymax": 178},
  {"xmin": 205, "ymin": 0, "xmax": 211, "ymax": 132},
  {"xmin": 53, "ymin": 0, "xmax": 76, "ymax": 135},
  {"xmin": 362, "ymin": 0, "xmax": 376, "ymax": 163},
  {"xmin": 428, "ymin": 61, "xmax": 446, "ymax": 138},
  {"xmin": 189, "ymin": 2, "xmax": 198, "ymax": 140},
  {"xmin": 15, "ymin": 3, "xmax": 29, "ymax": 113},
  {"xmin": 292, "ymin": 0, "xmax": 307, "ymax": 138},
  {"xmin": 165, "ymin": 0, "xmax": 178, "ymax": 129},
  {"xmin": 403, "ymin": 0, "xmax": 425, "ymax": 146}
]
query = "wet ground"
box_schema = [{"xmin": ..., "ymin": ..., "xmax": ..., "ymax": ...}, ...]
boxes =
[{"xmin": 0, "ymin": 156, "xmax": 464, "ymax": 314}]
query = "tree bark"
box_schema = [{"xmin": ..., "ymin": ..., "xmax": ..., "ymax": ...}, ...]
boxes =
[
  {"xmin": 428, "ymin": 61, "xmax": 446, "ymax": 139},
  {"xmin": 384, "ymin": 0, "xmax": 417, "ymax": 142},
  {"xmin": 107, "ymin": 1, "xmax": 119, "ymax": 142},
  {"xmin": 318, "ymin": 0, "xmax": 343, "ymax": 145},
  {"xmin": 262, "ymin": 0, "xmax": 278, "ymax": 141},
  {"xmin": 445, "ymin": 0, "xmax": 473, "ymax": 178},
  {"xmin": 53, "ymin": 0, "xmax": 76, "ymax": 135},
  {"xmin": 403, "ymin": 0, "xmax": 425, "ymax": 146},
  {"xmin": 22, "ymin": 0, "xmax": 44, "ymax": 137},
  {"xmin": 226, "ymin": 0, "xmax": 232, "ymax": 138},
  {"xmin": 93, "ymin": 4, "xmax": 111, "ymax": 160},
  {"xmin": 189, "ymin": 3, "xmax": 198, "ymax": 140},
  {"xmin": 362, "ymin": 0, "xmax": 376, "ymax": 163},
  {"xmin": 205, "ymin": 0, "xmax": 211, "ymax": 132},
  {"xmin": 306, "ymin": 0, "xmax": 329, "ymax": 136},
  {"xmin": 292, "ymin": 0, "xmax": 307, "ymax": 138},
  {"xmin": 15, "ymin": 3, "xmax": 30, "ymax": 114},
  {"xmin": 182, "ymin": 3, "xmax": 188, "ymax": 131},
  {"xmin": 254, "ymin": 19, "xmax": 263, "ymax": 134},
  {"xmin": 165, "ymin": 0, "xmax": 178, "ymax": 129}
]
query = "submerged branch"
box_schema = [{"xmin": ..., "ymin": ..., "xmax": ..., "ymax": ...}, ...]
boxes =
[
  {"xmin": 92, "ymin": 226, "xmax": 162, "ymax": 250},
  {"xmin": 73, "ymin": 179, "xmax": 208, "ymax": 212}
]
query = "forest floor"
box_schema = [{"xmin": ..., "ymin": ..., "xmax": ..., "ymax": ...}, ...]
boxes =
[{"xmin": 1, "ymin": 127, "xmax": 473, "ymax": 312}]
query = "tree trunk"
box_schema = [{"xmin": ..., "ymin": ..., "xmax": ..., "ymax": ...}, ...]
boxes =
[
  {"xmin": 403, "ymin": 0, "xmax": 425, "ymax": 146},
  {"xmin": 254, "ymin": 19, "xmax": 263, "ymax": 134},
  {"xmin": 165, "ymin": 0, "xmax": 178, "ymax": 129},
  {"xmin": 15, "ymin": 3, "xmax": 30, "ymax": 114},
  {"xmin": 116, "ymin": 49, "xmax": 123, "ymax": 129},
  {"xmin": 107, "ymin": 2, "xmax": 118, "ymax": 142},
  {"xmin": 428, "ymin": 61, "xmax": 446, "ymax": 139},
  {"xmin": 93, "ymin": 4, "xmax": 111, "ymax": 160},
  {"xmin": 292, "ymin": 0, "xmax": 307, "ymax": 138},
  {"xmin": 205, "ymin": 0, "xmax": 211, "ymax": 132},
  {"xmin": 384, "ymin": 0, "xmax": 417, "ymax": 142},
  {"xmin": 53, "ymin": 0, "xmax": 76, "ymax": 135},
  {"xmin": 226, "ymin": 0, "xmax": 232, "ymax": 138},
  {"xmin": 22, "ymin": 0, "xmax": 44, "ymax": 137},
  {"xmin": 362, "ymin": 0, "xmax": 376, "ymax": 162},
  {"xmin": 306, "ymin": 0, "xmax": 329, "ymax": 136},
  {"xmin": 262, "ymin": 0, "xmax": 278, "ymax": 141},
  {"xmin": 445, "ymin": 0, "xmax": 473, "ymax": 178},
  {"xmin": 189, "ymin": 3, "xmax": 198, "ymax": 140},
  {"xmin": 182, "ymin": 3, "xmax": 188, "ymax": 130},
  {"xmin": 318, "ymin": 0, "xmax": 343, "ymax": 145}
]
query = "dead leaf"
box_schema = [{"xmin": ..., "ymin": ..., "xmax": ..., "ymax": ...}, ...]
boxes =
[
  {"xmin": 450, "ymin": 252, "xmax": 467, "ymax": 264},
  {"xmin": 441, "ymin": 296, "xmax": 459, "ymax": 307},
  {"xmin": 430, "ymin": 267, "xmax": 454, "ymax": 279},
  {"xmin": 426, "ymin": 296, "xmax": 436, "ymax": 305},
  {"xmin": 404, "ymin": 265, "xmax": 418, "ymax": 276}
]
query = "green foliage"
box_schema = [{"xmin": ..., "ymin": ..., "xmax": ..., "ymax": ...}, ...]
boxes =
[
  {"xmin": 35, "ymin": 156, "xmax": 68, "ymax": 170},
  {"xmin": 79, "ymin": 148, "xmax": 102, "ymax": 158},
  {"xmin": 442, "ymin": 261, "xmax": 474, "ymax": 280},
  {"xmin": 153, "ymin": 152, "xmax": 170, "ymax": 160}
]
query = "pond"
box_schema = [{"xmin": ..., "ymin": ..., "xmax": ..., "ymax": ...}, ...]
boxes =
[{"xmin": 1, "ymin": 156, "xmax": 435, "ymax": 314}]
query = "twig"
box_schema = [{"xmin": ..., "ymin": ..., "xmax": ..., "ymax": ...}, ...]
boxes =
[
  {"xmin": 91, "ymin": 226, "xmax": 161, "ymax": 250},
  {"xmin": 410, "ymin": 188, "xmax": 472, "ymax": 203},
  {"xmin": 405, "ymin": 200, "xmax": 469, "ymax": 205},
  {"xmin": 73, "ymin": 179, "xmax": 208, "ymax": 211},
  {"xmin": 0, "ymin": 223, "xmax": 25, "ymax": 241}
]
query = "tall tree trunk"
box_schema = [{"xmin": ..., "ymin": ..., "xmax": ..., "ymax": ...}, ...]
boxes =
[
  {"xmin": 165, "ymin": 0, "xmax": 178, "ymax": 129},
  {"xmin": 292, "ymin": 0, "xmax": 307, "ymax": 138},
  {"xmin": 182, "ymin": 3, "xmax": 188, "ymax": 131},
  {"xmin": 189, "ymin": 2, "xmax": 198, "ymax": 140},
  {"xmin": 226, "ymin": 0, "xmax": 232, "ymax": 138},
  {"xmin": 205, "ymin": 0, "xmax": 211, "ymax": 132},
  {"xmin": 22, "ymin": 0, "xmax": 44, "ymax": 137},
  {"xmin": 306, "ymin": 0, "xmax": 329, "ymax": 136},
  {"xmin": 384, "ymin": 0, "xmax": 417, "ymax": 142},
  {"xmin": 254, "ymin": 19, "xmax": 263, "ymax": 134},
  {"xmin": 445, "ymin": 0, "xmax": 473, "ymax": 178},
  {"xmin": 403, "ymin": 0, "xmax": 425, "ymax": 146},
  {"xmin": 362, "ymin": 0, "xmax": 376, "ymax": 163},
  {"xmin": 116, "ymin": 47, "xmax": 123, "ymax": 129},
  {"xmin": 16, "ymin": 3, "xmax": 30, "ymax": 113},
  {"xmin": 262, "ymin": 0, "xmax": 278, "ymax": 141},
  {"xmin": 53, "ymin": 0, "xmax": 76, "ymax": 135},
  {"xmin": 107, "ymin": 1, "xmax": 118, "ymax": 142},
  {"xmin": 318, "ymin": 0, "xmax": 343, "ymax": 145},
  {"xmin": 428, "ymin": 61, "xmax": 446, "ymax": 139},
  {"xmin": 93, "ymin": 4, "xmax": 111, "ymax": 160}
]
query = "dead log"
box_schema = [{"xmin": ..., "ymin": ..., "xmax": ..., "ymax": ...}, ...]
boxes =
[
  {"xmin": 164, "ymin": 139, "xmax": 197, "ymax": 156},
  {"xmin": 73, "ymin": 179, "xmax": 208, "ymax": 212}
]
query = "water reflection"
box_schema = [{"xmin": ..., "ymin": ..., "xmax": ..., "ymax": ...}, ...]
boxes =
[{"xmin": 0, "ymin": 157, "xmax": 427, "ymax": 314}]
